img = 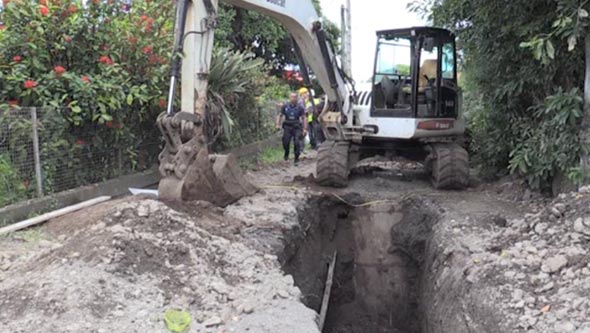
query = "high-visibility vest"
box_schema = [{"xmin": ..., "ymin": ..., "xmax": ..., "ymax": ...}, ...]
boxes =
[
  {"xmin": 305, "ymin": 100, "xmax": 313, "ymax": 122},
  {"xmin": 307, "ymin": 99, "xmax": 321, "ymax": 122}
]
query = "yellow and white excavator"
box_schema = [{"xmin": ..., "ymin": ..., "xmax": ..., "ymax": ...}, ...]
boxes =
[{"xmin": 157, "ymin": 0, "xmax": 469, "ymax": 206}]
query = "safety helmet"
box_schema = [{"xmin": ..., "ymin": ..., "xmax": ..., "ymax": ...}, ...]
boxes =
[{"xmin": 298, "ymin": 87, "xmax": 309, "ymax": 95}]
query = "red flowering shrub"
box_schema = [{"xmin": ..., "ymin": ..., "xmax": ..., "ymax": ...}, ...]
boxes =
[
  {"xmin": 23, "ymin": 80, "xmax": 38, "ymax": 89},
  {"xmin": 39, "ymin": 5, "xmax": 49, "ymax": 16},
  {"xmin": 0, "ymin": 0, "xmax": 277, "ymax": 196},
  {"xmin": 0, "ymin": 0, "xmax": 174, "ymax": 190},
  {"xmin": 98, "ymin": 55, "xmax": 113, "ymax": 65},
  {"xmin": 142, "ymin": 46, "xmax": 153, "ymax": 55},
  {"xmin": 1, "ymin": 0, "xmax": 173, "ymax": 125},
  {"xmin": 54, "ymin": 66, "xmax": 66, "ymax": 76}
]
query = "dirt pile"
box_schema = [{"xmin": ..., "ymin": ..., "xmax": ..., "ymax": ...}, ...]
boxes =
[
  {"xmin": 0, "ymin": 198, "xmax": 319, "ymax": 333},
  {"xmin": 482, "ymin": 188, "xmax": 590, "ymax": 332},
  {"xmin": 420, "ymin": 186, "xmax": 590, "ymax": 333}
]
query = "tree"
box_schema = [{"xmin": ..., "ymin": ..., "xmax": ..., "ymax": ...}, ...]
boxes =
[
  {"xmin": 215, "ymin": 2, "xmax": 341, "ymax": 73},
  {"xmin": 520, "ymin": 1, "xmax": 590, "ymax": 186}
]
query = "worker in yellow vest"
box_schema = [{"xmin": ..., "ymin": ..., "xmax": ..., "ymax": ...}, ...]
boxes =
[
  {"xmin": 309, "ymin": 97, "xmax": 322, "ymax": 149},
  {"xmin": 315, "ymin": 96, "xmax": 326, "ymax": 145},
  {"xmin": 298, "ymin": 87, "xmax": 320, "ymax": 150},
  {"xmin": 297, "ymin": 87, "xmax": 310, "ymax": 151}
]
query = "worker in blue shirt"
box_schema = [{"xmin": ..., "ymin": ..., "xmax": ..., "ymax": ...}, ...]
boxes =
[{"xmin": 276, "ymin": 92, "xmax": 308, "ymax": 165}]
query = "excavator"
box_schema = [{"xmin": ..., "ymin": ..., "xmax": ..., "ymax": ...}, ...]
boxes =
[{"xmin": 157, "ymin": 0, "xmax": 469, "ymax": 206}]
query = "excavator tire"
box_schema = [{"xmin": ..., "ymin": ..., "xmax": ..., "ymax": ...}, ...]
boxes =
[
  {"xmin": 317, "ymin": 140, "xmax": 350, "ymax": 188},
  {"xmin": 429, "ymin": 143, "xmax": 469, "ymax": 190}
]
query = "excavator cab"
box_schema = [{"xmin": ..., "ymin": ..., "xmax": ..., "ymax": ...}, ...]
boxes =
[{"xmin": 371, "ymin": 27, "xmax": 458, "ymax": 120}]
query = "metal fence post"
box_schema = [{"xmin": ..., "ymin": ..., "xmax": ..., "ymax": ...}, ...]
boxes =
[
  {"xmin": 30, "ymin": 107, "xmax": 43, "ymax": 197},
  {"xmin": 118, "ymin": 148, "xmax": 123, "ymax": 176}
]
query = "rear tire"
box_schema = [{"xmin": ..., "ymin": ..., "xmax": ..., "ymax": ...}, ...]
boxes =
[
  {"xmin": 317, "ymin": 140, "xmax": 350, "ymax": 187},
  {"xmin": 429, "ymin": 143, "xmax": 469, "ymax": 190}
]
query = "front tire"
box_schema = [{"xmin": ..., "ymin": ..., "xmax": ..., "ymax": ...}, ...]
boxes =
[
  {"xmin": 316, "ymin": 140, "xmax": 350, "ymax": 187},
  {"xmin": 428, "ymin": 143, "xmax": 469, "ymax": 190}
]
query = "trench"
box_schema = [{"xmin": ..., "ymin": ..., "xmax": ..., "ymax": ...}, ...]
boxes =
[{"xmin": 281, "ymin": 194, "xmax": 437, "ymax": 333}]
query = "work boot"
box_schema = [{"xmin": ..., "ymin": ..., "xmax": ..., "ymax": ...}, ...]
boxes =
[
  {"xmin": 294, "ymin": 158, "xmax": 300, "ymax": 166},
  {"xmin": 284, "ymin": 153, "xmax": 289, "ymax": 161}
]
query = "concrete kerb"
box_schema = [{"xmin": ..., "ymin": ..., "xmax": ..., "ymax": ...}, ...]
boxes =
[{"xmin": 0, "ymin": 136, "xmax": 280, "ymax": 227}]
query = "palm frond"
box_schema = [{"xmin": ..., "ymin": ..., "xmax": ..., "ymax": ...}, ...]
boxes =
[{"xmin": 206, "ymin": 48, "xmax": 263, "ymax": 141}]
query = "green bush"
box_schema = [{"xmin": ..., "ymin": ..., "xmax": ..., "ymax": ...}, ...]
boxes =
[
  {"xmin": 0, "ymin": 0, "xmax": 173, "ymax": 120},
  {"xmin": 0, "ymin": 0, "xmax": 173, "ymax": 196},
  {"xmin": 508, "ymin": 88, "xmax": 583, "ymax": 190},
  {"xmin": 0, "ymin": 154, "xmax": 28, "ymax": 206},
  {"xmin": 208, "ymin": 49, "xmax": 290, "ymax": 151}
]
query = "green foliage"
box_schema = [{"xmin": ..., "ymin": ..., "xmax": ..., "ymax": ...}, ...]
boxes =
[
  {"xmin": 508, "ymin": 89, "xmax": 583, "ymax": 190},
  {"xmin": 0, "ymin": 0, "xmax": 170, "ymax": 201},
  {"xmin": 395, "ymin": 64, "xmax": 411, "ymax": 76},
  {"xmin": 413, "ymin": 0, "xmax": 587, "ymax": 189},
  {"xmin": 0, "ymin": 154, "xmax": 28, "ymax": 206},
  {"xmin": 258, "ymin": 76, "xmax": 291, "ymax": 106},
  {"xmin": 215, "ymin": 2, "xmax": 341, "ymax": 72},
  {"xmin": 0, "ymin": 0, "xmax": 173, "ymax": 119},
  {"xmin": 208, "ymin": 48, "xmax": 264, "ymax": 139},
  {"xmin": 208, "ymin": 50, "xmax": 289, "ymax": 151},
  {"xmin": 259, "ymin": 146, "xmax": 284, "ymax": 165}
]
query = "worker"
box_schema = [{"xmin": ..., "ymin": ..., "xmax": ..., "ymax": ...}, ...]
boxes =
[
  {"xmin": 297, "ymin": 87, "xmax": 309, "ymax": 105},
  {"xmin": 307, "ymin": 96, "xmax": 321, "ymax": 149},
  {"xmin": 276, "ymin": 92, "xmax": 307, "ymax": 165},
  {"xmin": 297, "ymin": 87, "xmax": 311, "ymax": 152},
  {"xmin": 315, "ymin": 96, "xmax": 326, "ymax": 145}
]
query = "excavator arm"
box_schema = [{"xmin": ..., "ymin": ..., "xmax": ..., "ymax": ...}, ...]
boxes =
[
  {"xmin": 176, "ymin": 0, "xmax": 352, "ymax": 118},
  {"xmin": 157, "ymin": 0, "xmax": 353, "ymax": 205}
]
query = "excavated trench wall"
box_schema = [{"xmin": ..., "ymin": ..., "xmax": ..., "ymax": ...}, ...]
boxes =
[{"xmin": 281, "ymin": 194, "xmax": 496, "ymax": 333}]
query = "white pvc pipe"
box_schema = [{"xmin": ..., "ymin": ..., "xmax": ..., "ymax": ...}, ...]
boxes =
[{"xmin": 0, "ymin": 196, "xmax": 111, "ymax": 236}]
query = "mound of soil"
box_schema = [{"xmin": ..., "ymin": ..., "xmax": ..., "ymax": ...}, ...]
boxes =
[
  {"xmin": 479, "ymin": 188, "xmax": 590, "ymax": 332},
  {"xmin": 0, "ymin": 198, "xmax": 318, "ymax": 333}
]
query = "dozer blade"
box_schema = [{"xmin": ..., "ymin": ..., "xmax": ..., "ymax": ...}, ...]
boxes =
[{"xmin": 157, "ymin": 112, "xmax": 257, "ymax": 207}]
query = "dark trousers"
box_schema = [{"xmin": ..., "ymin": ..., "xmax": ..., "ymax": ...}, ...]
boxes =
[
  {"xmin": 282, "ymin": 125, "xmax": 302, "ymax": 160},
  {"xmin": 317, "ymin": 126, "xmax": 325, "ymax": 145},
  {"xmin": 308, "ymin": 121, "xmax": 317, "ymax": 149}
]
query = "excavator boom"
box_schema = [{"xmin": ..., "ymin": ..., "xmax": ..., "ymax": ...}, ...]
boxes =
[{"xmin": 157, "ymin": 0, "xmax": 352, "ymax": 205}]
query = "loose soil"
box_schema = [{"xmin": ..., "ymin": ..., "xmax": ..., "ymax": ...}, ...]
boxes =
[{"xmin": 0, "ymin": 151, "xmax": 589, "ymax": 332}]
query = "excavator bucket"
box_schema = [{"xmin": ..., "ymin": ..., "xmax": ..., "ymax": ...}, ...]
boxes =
[{"xmin": 157, "ymin": 112, "xmax": 257, "ymax": 207}]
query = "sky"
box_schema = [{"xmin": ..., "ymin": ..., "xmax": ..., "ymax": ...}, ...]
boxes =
[{"xmin": 320, "ymin": 0, "xmax": 425, "ymax": 81}]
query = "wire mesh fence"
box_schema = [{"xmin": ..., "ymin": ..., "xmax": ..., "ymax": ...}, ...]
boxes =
[{"xmin": 0, "ymin": 106, "xmax": 161, "ymax": 208}]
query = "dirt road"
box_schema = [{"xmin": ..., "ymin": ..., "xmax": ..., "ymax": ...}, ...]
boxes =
[{"xmin": 0, "ymin": 152, "xmax": 588, "ymax": 332}]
